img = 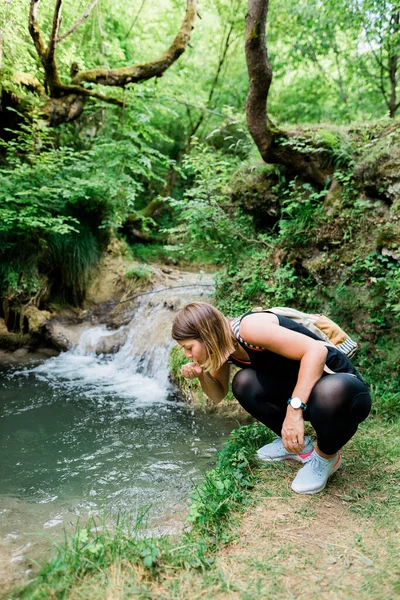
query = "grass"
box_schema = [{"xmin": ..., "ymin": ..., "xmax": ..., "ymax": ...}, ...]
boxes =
[
  {"xmin": 125, "ymin": 263, "xmax": 154, "ymax": 281},
  {"xmin": 9, "ymin": 416, "xmax": 399, "ymax": 600}
]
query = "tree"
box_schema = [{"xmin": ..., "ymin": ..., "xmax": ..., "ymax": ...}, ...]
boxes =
[
  {"xmin": 352, "ymin": 0, "xmax": 399, "ymax": 118},
  {"xmin": 3, "ymin": 0, "xmax": 197, "ymax": 126},
  {"xmin": 245, "ymin": 0, "xmax": 335, "ymax": 184},
  {"xmin": 266, "ymin": 0, "xmax": 399, "ymax": 120}
]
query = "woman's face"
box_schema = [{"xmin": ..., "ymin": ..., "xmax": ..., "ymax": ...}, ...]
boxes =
[{"xmin": 178, "ymin": 338, "xmax": 207, "ymax": 365}]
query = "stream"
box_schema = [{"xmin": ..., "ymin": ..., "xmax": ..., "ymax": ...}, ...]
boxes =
[{"xmin": 0, "ymin": 274, "xmax": 239, "ymax": 590}]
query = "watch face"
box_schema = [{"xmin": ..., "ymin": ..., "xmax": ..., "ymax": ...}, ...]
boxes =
[{"xmin": 290, "ymin": 397, "xmax": 302, "ymax": 409}]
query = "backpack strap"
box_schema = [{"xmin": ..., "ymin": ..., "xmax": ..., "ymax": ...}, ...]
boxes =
[{"xmin": 231, "ymin": 314, "xmax": 265, "ymax": 351}]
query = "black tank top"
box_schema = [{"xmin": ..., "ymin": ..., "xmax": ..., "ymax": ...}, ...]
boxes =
[{"xmin": 229, "ymin": 311, "xmax": 365, "ymax": 384}]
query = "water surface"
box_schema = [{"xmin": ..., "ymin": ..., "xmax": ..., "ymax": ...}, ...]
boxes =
[{"xmin": 0, "ymin": 335, "xmax": 237, "ymax": 583}]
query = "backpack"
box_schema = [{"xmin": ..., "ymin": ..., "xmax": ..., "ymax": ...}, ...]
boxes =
[{"xmin": 254, "ymin": 306, "xmax": 359, "ymax": 358}]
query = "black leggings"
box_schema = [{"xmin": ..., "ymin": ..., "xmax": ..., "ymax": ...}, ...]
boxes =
[{"xmin": 232, "ymin": 369, "xmax": 372, "ymax": 454}]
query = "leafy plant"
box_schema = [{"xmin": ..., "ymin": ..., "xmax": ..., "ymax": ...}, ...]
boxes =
[
  {"xmin": 278, "ymin": 180, "xmax": 327, "ymax": 244},
  {"xmin": 166, "ymin": 141, "xmax": 255, "ymax": 265}
]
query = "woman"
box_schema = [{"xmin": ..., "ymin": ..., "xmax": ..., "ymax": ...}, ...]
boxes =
[{"xmin": 171, "ymin": 301, "xmax": 371, "ymax": 495}]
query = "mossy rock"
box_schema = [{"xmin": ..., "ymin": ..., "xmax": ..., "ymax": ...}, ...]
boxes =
[
  {"xmin": 230, "ymin": 163, "xmax": 283, "ymax": 230},
  {"xmin": 354, "ymin": 121, "xmax": 400, "ymax": 205}
]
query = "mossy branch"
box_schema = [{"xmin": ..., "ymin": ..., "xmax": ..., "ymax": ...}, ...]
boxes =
[
  {"xmin": 72, "ymin": 0, "xmax": 197, "ymax": 87},
  {"xmin": 27, "ymin": 0, "xmax": 197, "ymax": 125}
]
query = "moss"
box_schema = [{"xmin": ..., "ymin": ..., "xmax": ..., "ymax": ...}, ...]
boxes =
[
  {"xmin": 230, "ymin": 163, "xmax": 282, "ymax": 230},
  {"xmin": 376, "ymin": 223, "xmax": 400, "ymax": 250},
  {"xmin": 168, "ymin": 345, "xmax": 206, "ymax": 405},
  {"xmin": 247, "ymin": 22, "xmax": 263, "ymax": 40}
]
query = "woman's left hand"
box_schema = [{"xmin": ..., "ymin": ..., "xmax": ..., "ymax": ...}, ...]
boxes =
[{"xmin": 281, "ymin": 409, "xmax": 305, "ymax": 454}]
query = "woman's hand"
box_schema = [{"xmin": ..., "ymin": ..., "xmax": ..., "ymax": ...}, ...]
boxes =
[
  {"xmin": 181, "ymin": 362, "xmax": 203, "ymax": 379},
  {"xmin": 281, "ymin": 409, "xmax": 305, "ymax": 454}
]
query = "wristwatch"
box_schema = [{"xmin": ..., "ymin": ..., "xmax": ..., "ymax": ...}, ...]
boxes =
[{"xmin": 287, "ymin": 397, "xmax": 307, "ymax": 410}]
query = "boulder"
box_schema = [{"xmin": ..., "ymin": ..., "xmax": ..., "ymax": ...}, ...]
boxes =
[
  {"xmin": 22, "ymin": 306, "xmax": 51, "ymax": 335},
  {"xmin": 94, "ymin": 329, "xmax": 128, "ymax": 355}
]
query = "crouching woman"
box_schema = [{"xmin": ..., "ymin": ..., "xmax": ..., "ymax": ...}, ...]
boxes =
[{"xmin": 171, "ymin": 301, "xmax": 371, "ymax": 494}]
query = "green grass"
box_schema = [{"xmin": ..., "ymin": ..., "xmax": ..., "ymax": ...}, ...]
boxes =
[{"xmin": 125, "ymin": 263, "xmax": 154, "ymax": 281}]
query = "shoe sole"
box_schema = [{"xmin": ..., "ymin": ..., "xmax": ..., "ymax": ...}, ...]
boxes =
[
  {"xmin": 291, "ymin": 455, "xmax": 342, "ymax": 495},
  {"xmin": 257, "ymin": 449, "xmax": 314, "ymax": 464}
]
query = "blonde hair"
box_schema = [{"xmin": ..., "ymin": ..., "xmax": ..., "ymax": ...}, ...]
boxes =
[{"xmin": 172, "ymin": 301, "xmax": 236, "ymax": 371}]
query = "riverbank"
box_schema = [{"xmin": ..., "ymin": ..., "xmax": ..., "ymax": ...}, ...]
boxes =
[{"xmin": 7, "ymin": 416, "xmax": 399, "ymax": 600}]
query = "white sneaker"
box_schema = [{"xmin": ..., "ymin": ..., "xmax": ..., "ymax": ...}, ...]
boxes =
[
  {"xmin": 291, "ymin": 452, "xmax": 342, "ymax": 494},
  {"xmin": 257, "ymin": 436, "xmax": 314, "ymax": 463}
]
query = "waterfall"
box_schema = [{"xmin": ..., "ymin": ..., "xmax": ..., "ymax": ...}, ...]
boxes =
[{"xmin": 32, "ymin": 272, "xmax": 213, "ymax": 402}]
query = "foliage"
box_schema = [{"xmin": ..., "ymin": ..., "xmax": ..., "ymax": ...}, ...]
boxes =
[
  {"xmin": 268, "ymin": 0, "xmax": 399, "ymax": 121},
  {"xmin": 0, "ymin": 103, "xmax": 173, "ymax": 305},
  {"xmin": 125, "ymin": 263, "xmax": 154, "ymax": 281},
  {"xmin": 2, "ymin": 0, "xmax": 397, "ymax": 139},
  {"xmin": 214, "ymin": 252, "xmax": 317, "ymax": 318},
  {"xmin": 277, "ymin": 180, "xmax": 327, "ymax": 245},
  {"xmin": 188, "ymin": 423, "xmax": 273, "ymax": 538},
  {"xmin": 166, "ymin": 141, "xmax": 254, "ymax": 265}
]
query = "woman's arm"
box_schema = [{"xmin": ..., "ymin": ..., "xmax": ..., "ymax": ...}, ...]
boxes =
[
  {"xmin": 240, "ymin": 313, "xmax": 328, "ymax": 452},
  {"xmin": 240, "ymin": 313, "xmax": 328, "ymax": 401},
  {"xmin": 181, "ymin": 361, "xmax": 231, "ymax": 405}
]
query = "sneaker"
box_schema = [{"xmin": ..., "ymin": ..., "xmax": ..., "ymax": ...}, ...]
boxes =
[
  {"xmin": 291, "ymin": 452, "xmax": 342, "ymax": 494},
  {"xmin": 257, "ymin": 436, "xmax": 314, "ymax": 463}
]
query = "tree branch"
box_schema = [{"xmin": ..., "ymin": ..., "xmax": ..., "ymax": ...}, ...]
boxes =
[
  {"xmin": 60, "ymin": 85, "xmax": 124, "ymax": 105},
  {"xmin": 29, "ymin": 0, "xmax": 47, "ymax": 62},
  {"xmin": 46, "ymin": 0, "xmax": 63, "ymax": 63},
  {"xmin": 124, "ymin": 0, "xmax": 147, "ymax": 40},
  {"xmin": 72, "ymin": 0, "xmax": 197, "ymax": 86},
  {"xmin": 29, "ymin": 0, "xmax": 62, "ymax": 93},
  {"xmin": 57, "ymin": 0, "xmax": 98, "ymax": 43},
  {"xmin": 27, "ymin": 0, "xmax": 197, "ymax": 126}
]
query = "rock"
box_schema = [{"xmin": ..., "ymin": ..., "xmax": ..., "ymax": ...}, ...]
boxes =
[
  {"xmin": 13, "ymin": 348, "xmax": 29, "ymax": 358},
  {"xmin": 324, "ymin": 178, "xmax": 343, "ymax": 217},
  {"xmin": 354, "ymin": 121, "xmax": 400, "ymax": 206},
  {"xmin": 22, "ymin": 306, "xmax": 51, "ymax": 335},
  {"xmin": 0, "ymin": 318, "xmax": 8, "ymax": 335},
  {"xmin": 94, "ymin": 329, "xmax": 128, "ymax": 354},
  {"xmin": 230, "ymin": 164, "xmax": 282, "ymax": 230},
  {"xmin": 42, "ymin": 322, "xmax": 71, "ymax": 352},
  {"xmin": 41, "ymin": 321, "xmax": 89, "ymax": 351},
  {"xmin": 36, "ymin": 347, "xmax": 60, "ymax": 358},
  {"xmin": 0, "ymin": 322, "xmax": 31, "ymax": 351}
]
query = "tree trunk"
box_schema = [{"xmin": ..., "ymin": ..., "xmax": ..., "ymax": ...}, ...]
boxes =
[
  {"xmin": 244, "ymin": 0, "xmax": 336, "ymax": 185},
  {"xmin": 245, "ymin": 0, "xmax": 273, "ymax": 163},
  {"xmin": 388, "ymin": 11, "xmax": 399, "ymax": 119}
]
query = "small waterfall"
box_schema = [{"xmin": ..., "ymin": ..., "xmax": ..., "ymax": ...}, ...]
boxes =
[{"xmin": 32, "ymin": 272, "xmax": 213, "ymax": 402}]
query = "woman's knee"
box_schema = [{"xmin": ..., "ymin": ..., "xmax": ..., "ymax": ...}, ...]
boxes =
[
  {"xmin": 309, "ymin": 374, "xmax": 370, "ymax": 422},
  {"xmin": 352, "ymin": 391, "xmax": 372, "ymax": 423},
  {"xmin": 232, "ymin": 369, "xmax": 259, "ymax": 402}
]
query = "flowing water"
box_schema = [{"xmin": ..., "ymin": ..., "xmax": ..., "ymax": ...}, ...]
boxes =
[{"xmin": 0, "ymin": 274, "xmax": 239, "ymax": 588}]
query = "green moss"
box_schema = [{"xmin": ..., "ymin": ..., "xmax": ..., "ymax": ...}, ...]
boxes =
[
  {"xmin": 168, "ymin": 345, "xmax": 206, "ymax": 404},
  {"xmin": 247, "ymin": 22, "xmax": 263, "ymax": 40}
]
